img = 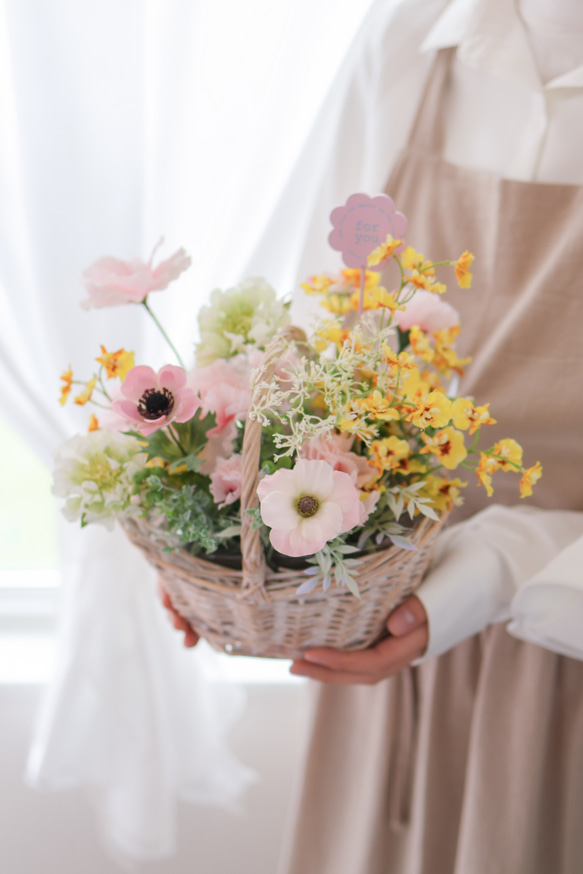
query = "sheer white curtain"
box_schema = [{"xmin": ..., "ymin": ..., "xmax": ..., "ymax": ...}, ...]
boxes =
[{"xmin": 0, "ymin": 0, "xmax": 373, "ymax": 860}]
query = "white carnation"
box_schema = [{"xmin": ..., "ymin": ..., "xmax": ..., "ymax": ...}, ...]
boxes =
[{"xmin": 52, "ymin": 431, "xmax": 147, "ymax": 529}]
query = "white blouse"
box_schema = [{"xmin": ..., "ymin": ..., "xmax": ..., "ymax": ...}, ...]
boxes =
[{"xmin": 245, "ymin": 0, "xmax": 583, "ymax": 661}]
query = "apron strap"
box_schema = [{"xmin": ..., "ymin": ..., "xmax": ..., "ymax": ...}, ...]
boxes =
[{"xmin": 406, "ymin": 47, "xmax": 456, "ymax": 155}]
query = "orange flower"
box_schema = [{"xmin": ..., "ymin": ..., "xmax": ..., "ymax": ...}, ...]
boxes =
[
  {"xmin": 95, "ymin": 346, "xmax": 135, "ymax": 380},
  {"xmin": 88, "ymin": 414, "xmax": 99, "ymax": 432},
  {"xmin": 59, "ymin": 367, "xmax": 73, "ymax": 406},
  {"xmin": 455, "ymin": 251, "xmax": 474, "ymax": 288}
]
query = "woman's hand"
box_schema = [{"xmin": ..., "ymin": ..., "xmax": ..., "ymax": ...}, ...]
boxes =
[
  {"xmin": 157, "ymin": 578, "xmax": 200, "ymax": 648},
  {"xmin": 289, "ymin": 594, "xmax": 428, "ymax": 684}
]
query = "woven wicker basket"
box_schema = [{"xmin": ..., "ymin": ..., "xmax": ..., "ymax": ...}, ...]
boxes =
[{"xmin": 121, "ymin": 326, "xmax": 445, "ymax": 660}]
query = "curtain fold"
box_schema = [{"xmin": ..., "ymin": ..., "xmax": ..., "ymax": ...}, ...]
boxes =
[{"xmin": 0, "ymin": 0, "xmax": 373, "ymax": 858}]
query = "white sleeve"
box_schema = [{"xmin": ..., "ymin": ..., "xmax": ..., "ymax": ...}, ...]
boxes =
[{"xmin": 415, "ymin": 505, "xmax": 583, "ymax": 661}]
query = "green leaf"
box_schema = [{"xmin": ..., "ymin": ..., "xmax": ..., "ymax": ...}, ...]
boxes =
[{"xmin": 173, "ymin": 409, "xmax": 217, "ymax": 455}]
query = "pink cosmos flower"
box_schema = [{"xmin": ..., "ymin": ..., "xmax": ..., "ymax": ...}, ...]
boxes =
[
  {"xmin": 81, "ymin": 239, "xmax": 191, "ymax": 309},
  {"xmin": 393, "ymin": 289, "xmax": 459, "ymax": 333},
  {"xmin": 209, "ymin": 455, "xmax": 243, "ymax": 509},
  {"xmin": 300, "ymin": 433, "xmax": 373, "ymax": 489},
  {"xmin": 257, "ymin": 459, "xmax": 361, "ymax": 557},
  {"xmin": 189, "ymin": 359, "xmax": 251, "ymax": 437},
  {"xmin": 112, "ymin": 364, "xmax": 199, "ymax": 436}
]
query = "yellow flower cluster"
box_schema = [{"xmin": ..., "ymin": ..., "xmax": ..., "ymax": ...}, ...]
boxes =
[{"xmin": 297, "ymin": 230, "xmax": 541, "ymax": 515}]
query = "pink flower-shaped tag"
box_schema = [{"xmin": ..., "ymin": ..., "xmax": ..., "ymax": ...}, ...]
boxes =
[{"xmin": 328, "ymin": 193, "xmax": 407, "ymax": 269}]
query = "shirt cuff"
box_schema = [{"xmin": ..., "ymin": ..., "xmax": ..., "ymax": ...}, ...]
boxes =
[
  {"xmin": 507, "ymin": 536, "xmax": 583, "ymax": 660},
  {"xmin": 414, "ymin": 523, "xmax": 511, "ymax": 662}
]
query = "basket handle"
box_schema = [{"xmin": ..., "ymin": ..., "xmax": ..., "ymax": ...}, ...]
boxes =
[{"xmin": 240, "ymin": 325, "xmax": 307, "ymax": 591}]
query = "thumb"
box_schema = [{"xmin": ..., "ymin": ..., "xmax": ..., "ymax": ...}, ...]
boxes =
[{"xmin": 387, "ymin": 594, "xmax": 427, "ymax": 637}]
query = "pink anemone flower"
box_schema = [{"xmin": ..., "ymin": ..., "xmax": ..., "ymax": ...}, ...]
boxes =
[
  {"xmin": 112, "ymin": 364, "xmax": 199, "ymax": 436},
  {"xmin": 81, "ymin": 239, "xmax": 191, "ymax": 309},
  {"xmin": 257, "ymin": 459, "xmax": 361, "ymax": 557}
]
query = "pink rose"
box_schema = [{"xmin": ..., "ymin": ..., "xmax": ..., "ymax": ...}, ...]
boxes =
[
  {"xmin": 81, "ymin": 239, "xmax": 191, "ymax": 309},
  {"xmin": 189, "ymin": 359, "xmax": 251, "ymax": 437},
  {"xmin": 300, "ymin": 433, "xmax": 373, "ymax": 489},
  {"xmin": 112, "ymin": 364, "xmax": 199, "ymax": 436},
  {"xmin": 393, "ymin": 290, "xmax": 459, "ymax": 333},
  {"xmin": 257, "ymin": 459, "xmax": 361, "ymax": 557},
  {"xmin": 209, "ymin": 455, "xmax": 243, "ymax": 509},
  {"xmin": 359, "ymin": 489, "xmax": 380, "ymax": 524}
]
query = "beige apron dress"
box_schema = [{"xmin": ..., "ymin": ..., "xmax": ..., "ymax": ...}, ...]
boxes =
[{"xmin": 279, "ymin": 49, "xmax": 583, "ymax": 874}]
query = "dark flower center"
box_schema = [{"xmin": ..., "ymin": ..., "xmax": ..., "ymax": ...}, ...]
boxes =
[
  {"xmin": 297, "ymin": 495, "xmax": 319, "ymax": 518},
  {"xmin": 137, "ymin": 387, "xmax": 174, "ymax": 420}
]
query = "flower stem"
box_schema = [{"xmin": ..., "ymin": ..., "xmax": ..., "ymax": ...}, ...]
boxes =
[
  {"xmin": 167, "ymin": 424, "xmax": 187, "ymax": 456},
  {"xmin": 141, "ymin": 299, "xmax": 185, "ymax": 369}
]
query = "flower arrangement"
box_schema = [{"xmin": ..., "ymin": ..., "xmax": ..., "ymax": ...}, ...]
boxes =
[{"xmin": 55, "ymin": 198, "xmax": 541, "ymax": 609}]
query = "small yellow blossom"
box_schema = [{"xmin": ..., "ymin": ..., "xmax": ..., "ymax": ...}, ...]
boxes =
[
  {"xmin": 432, "ymin": 327, "xmax": 472, "ymax": 376},
  {"xmin": 406, "ymin": 390, "xmax": 452, "ymax": 429},
  {"xmin": 74, "ymin": 376, "xmax": 97, "ymax": 406},
  {"xmin": 392, "ymin": 456, "xmax": 427, "ymax": 476},
  {"xmin": 59, "ymin": 367, "xmax": 73, "ymax": 406},
  {"xmin": 420, "ymin": 426, "xmax": 467, "ymax": 470},
  {"xmin": 450, "ymin": 398, "xmax": 497, "ymax": 433},
  {"xmin": 400, "ymin": 367, "xmax": 431, "ymax": 402},
  {"xmin": 369, "ymin": 286, "xmax": 405, "ymax": 314},
  {"xmin": 367, "ymin": 234, "xmax": 403, "ymax": 266},
  {"xmin": 95, "ymin": 346, "xmax": 135, "ymax": 380},
  {"xmin": 420, "ymin": 474, "xmax": 467, "ymax": 512},
  {"xmin": 353, "ymin": 390, "xmax": 400, "ymax": 422},
  {"xmin": 301, "ymin": 274, "xmax": 334, "ymax": 295},
  {"xmin": 455, "ymin": 251, "xmax": 474, "ymax": 288},
  {"xmin": 409, "ymin": 326, "xmax": 435, "ymax": 363},
  {"xmin": 145, "ymin": 457, "xmax": 166, "ymax": 468},
  {"xmin": 492, "ymin": 438, "xmax": 523, "ymax": 471},
  {"xmin": 476, "ymin": 453, "xmax": 499, "ymax": 497},
  {"xmin": 519, "ymin": 461, "xmax": 542, "ymax": 498},
  {"xmin": 368, "ymin": 436, "xmax": 411, "ymax": 476},
  {"xmin": 383, "ymin": 346, "xmax": 417, "ymax": 372},
  {"xmin": 406, "ymin": 270, "xmax": 447, "ymax": 295},
  {"xmin": 315, "ymin": 322, "xmax": 351, "ymax": 352},
  {"xmin": 319, "ymin": 293, "xmax": 352, "ymax": 316},
  {"xmin": 400, "ymin": 247, "xmax": 435, "ymax": 276},
  {"xmin": 340, "ymin": 268, "xmax": 381, "ymax": 291},
  {"xmin": 88, "ymin": 414, "xmax": 99, "ymax": 432}
]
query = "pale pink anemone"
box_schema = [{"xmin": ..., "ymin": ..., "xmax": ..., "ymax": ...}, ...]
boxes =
[
  {"xmin": 112, "ymin": 364, "xmax": 199, "ymax": 436},
  {"xmin": 393, "ymin": 289, "xmax": 459, "ymax": 333},
  {"xmin": 209, "ymin": 455, "xmax": 243, "ymax": 509},
  {"xmin": 257, "ymin": 459, "xmax": 361, "ymax": 557},
  {"xmin": 81, "ymin": 239, "xmax": 191, "ymax": 309}
]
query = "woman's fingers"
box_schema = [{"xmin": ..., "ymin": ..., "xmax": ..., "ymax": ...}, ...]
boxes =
[
  {"xmin": 157, "ymin": 577, "xmax": 200, "ymax": 648},
  {"xmin": 292, "ymin": 621, "xmax": 428, "ymax": 684},
  {"xmin": 386, "ymin": 594, "xmax": 427, "ymax": 637}
]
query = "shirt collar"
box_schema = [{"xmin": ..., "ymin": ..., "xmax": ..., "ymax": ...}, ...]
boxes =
[{"xmin": 421, "ymin": 0, "xmax": 583, "ymax": 91}]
